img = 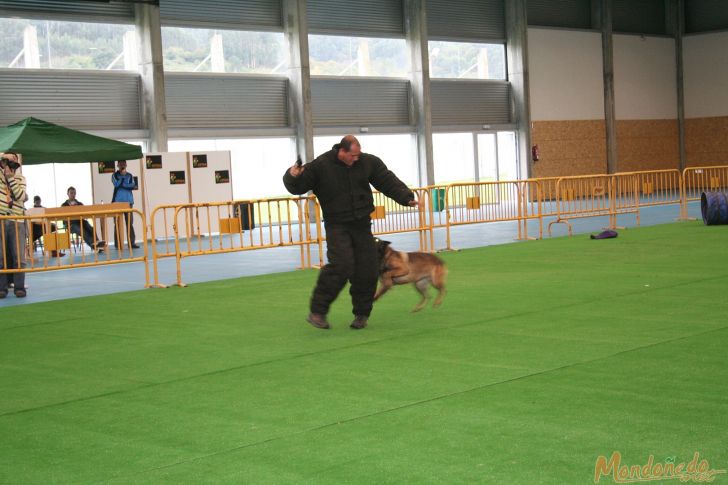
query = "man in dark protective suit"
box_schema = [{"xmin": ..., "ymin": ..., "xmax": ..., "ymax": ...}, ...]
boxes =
[{"xmin": 283, "ymin": 135, "xmax": 420, "ymax": 330}]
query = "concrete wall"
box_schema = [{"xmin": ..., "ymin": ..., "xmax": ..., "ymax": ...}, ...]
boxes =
[
  {"xmin": 683, "ymin": 31, "xmax": 728, "ymax": 166},
  {"xmin": 529, "ymin": 28, "xmax": 604, "ymax": 121},
  {"xmin": 528, "ymin": 28, "xmax": 683, "ymax": 176},
  {"xmin": 613, "ymin": 34, "xmax": 679, "ymax": 172},
  {"xmin": 528, "ymin": 28, "xmax": 606, "ymax": 176}
]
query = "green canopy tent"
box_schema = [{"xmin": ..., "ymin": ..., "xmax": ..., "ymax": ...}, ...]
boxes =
[{"xmin": 0, "ymin": 117, "xmax": 142, "ymax": 165}]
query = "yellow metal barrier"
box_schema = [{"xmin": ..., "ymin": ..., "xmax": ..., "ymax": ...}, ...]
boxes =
[
  {"xmin": 426, "ymin": 184, "xmax": 450, "ymax": 229},
  {"xmin": 682, "ymin": 166, "xmax": 728, "ymax": 219},
  {"xmin": 370, "ymin": 188, "xmax": 434, "ymax": 252},
  {"xmin": 443, "ymin": 180, "xmax": 525, "ymax": 250},
  {"xmin": 0, "ymin": 208, "xmax": 149, "ymax": 285},
  {"xmin": 522, "ymin": 178, "xmax": 559, "ymax": 239},
  {"xmin": 614, "ymin": 169, "xmax": 682, "ymax": 224},
  {"xmin": 611, "ymin": 173, "xmax": 641, "ymax": 224},
  {"xmin": 627, "ymin": 169, "xmax": 682, "ymax": 207},
  {"xmin": 149, "ymin": 203, "xmax": 190, "ymax": 286},
  {"xmin": 151, "ymin": 196, "xmax": 322, "ymax": 287},
  {"xmin": 3, "ymin": 167, "xmax": 716, "ymax": 293},
  {"xmin": 548, "ymin": 175, "xmax": 639, "ymax": 236}
]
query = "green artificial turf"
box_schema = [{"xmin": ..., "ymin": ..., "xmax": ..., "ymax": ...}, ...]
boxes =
[{"xmin": 1, "ymin": 221, "xmax": 727, "ymax": 484}]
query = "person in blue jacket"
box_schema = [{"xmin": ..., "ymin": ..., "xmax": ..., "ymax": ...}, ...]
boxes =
[{"xmin": 111, "ymin": 160, "xmax": 139, "ymax": 249}]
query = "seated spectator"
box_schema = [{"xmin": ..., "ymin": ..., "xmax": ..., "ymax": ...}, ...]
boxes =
[
  {"xmin": 60, "ymin": 187, "xmax": 106, "ymax": 252},
  {"xmin": 30, "ymin": 195, "xmax": 64, "ymax": 258}
]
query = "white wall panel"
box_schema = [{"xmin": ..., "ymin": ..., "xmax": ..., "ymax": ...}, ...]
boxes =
[
  {"xmin": 140, "ymin": 152, "xmax": 191, "ymax": 239},
  {"xmin": 528, "ymin": 28, "xmax": 604, "ymax": 121},
  {"xmin": 188, "ymin": 151, "xmax": 233, "ymax": 235},
  {"xmin": 683, "ymin": 32, "xmax": 728, "ymax": 118},
  {"xmin": 613, "ymin": 34, "xmax": 677, "ymax": 120}
]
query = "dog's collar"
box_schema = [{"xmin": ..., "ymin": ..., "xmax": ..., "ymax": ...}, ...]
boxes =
[{"xmin": 400, "ymin": 251, "xmax": 409, "ymax": 264}]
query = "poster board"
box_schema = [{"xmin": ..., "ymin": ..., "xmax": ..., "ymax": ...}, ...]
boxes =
[
  {"xmin": 91, "ymin": 158, "xmax": 145, "ymax": 245},
  {"xmin": 140, "ymin": 152, "xmax": 190, "ymax": 240},
  {"xmin": 187, "ymin": 151, "xmax": 233, "ymax": 235}
]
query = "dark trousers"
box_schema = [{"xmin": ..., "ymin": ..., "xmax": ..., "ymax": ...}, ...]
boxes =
[
  {"xmin": 311, "ymin": 219, "xmax": 378, "ymax": 317},
  {"xmin": 0, "ymin": 220, "xmax": 26, "ymax": 291},
  {"xmin": 32, "ymin": 222, "xmax": 59, "ymax": 243},
  {"xmin": 70, "ymin": 220, "xmax": 100, "ymax": 248},
  {"xmin": 31, "ymin": 222, "xmax": 45, "ymax": 243},
  {"xmin": 114, "ymin": 212, "xmax": 136, "ymax": 248},
  {"xmin": 32, "ymin": 222, "xmax": 60, "ymax": 257}
]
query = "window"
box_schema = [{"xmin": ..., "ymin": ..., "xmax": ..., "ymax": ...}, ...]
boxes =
[
  {"xmin": 0, "ymin": 18, "xmax": 135, "ymax": 70},
  {"xmin": 162, "ymin": 27, "xmax": 286, "ymax": 74},
  {"xmin": 429, "ymin": 41, "xmax": 506, "ymax": 80},
  {"xmin": 433, "ymin": 133, "xmax": 475, "ymax": 184},
  {"xmin": 477, "ymin": 132, "xmax": 519, "ymax": 182},
  {"xmin": 477, "ymin": 133, "xmax": 497, "ymax": 182},
  {"xmin": 168, "ymin": 138, "xmax": 296, "ymax": 199},
  {"xmin": 496, "ymin": 132, "xmax": 518, "ymax": 181},
  {"xmin": 309, "ymin": 35, "xmax": 409, "ymax": 77},
  {"xmin": 435, "ymin": 131, "xmax": 519, "ymax": 185},
  {"xmin": 23, "ymin": 163, "xmax": 93, "ymax": 208},
  {"xmin": 313, "ymin": 134, "xmax": 418, "ymax": 187}
]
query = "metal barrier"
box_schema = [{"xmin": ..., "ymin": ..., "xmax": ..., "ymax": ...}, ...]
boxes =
[
  {"xmin": 522, "ymin": 178, "xmax": 560, "ymax": 239},
  {"xmin": 0, "ymin": 207, "xmax": 149, "ymax": 284},
  {"xmin": 443, "ymin": 180, "xmax": 525, "ymax": 250},
  {"xmin": 8, "ymin": 167, "xmax": 723, "ymax": 292},
  {"xmin": 612, "ymin": 170, "xmax": 683, "ymax": 225},
  {"xmin": 151, "ymin": 196, "xmax": 322, "ymax": 287},
  {"xmin": 370, "ymin": 187, "xmax": 434, "ymax": 252},
  {"xmin": 630, "ymin": 169, "xmax": 682, "ymax": 207},
  {"xmin": 425, "ymin": 185, "xmax": 450, "ymax": 230},
  {"xmin": 548, "ymin": 175, "xmax": 638, "ymax": 236},
  {"xmin": 682, "ymin": 166, "xmax": 728, "ymax": 219}
]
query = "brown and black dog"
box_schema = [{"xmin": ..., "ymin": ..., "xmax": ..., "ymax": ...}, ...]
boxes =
[{"xmin": 374, "ymin": 239, "xmax": 447, "ymax": 312}]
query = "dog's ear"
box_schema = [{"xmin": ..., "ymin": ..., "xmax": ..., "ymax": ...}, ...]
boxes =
[{"xmin": 374, "ymin": 238, "xmax": 391, "ymax": 249}]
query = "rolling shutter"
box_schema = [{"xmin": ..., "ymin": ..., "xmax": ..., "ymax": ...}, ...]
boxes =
[
  {"xmin": 0, "ymin": 0, "xmax": 133, "ymax": 22},
  {"xmin": 527, "ymin": 0, "xmax": 592, "ymax": 29},
  {"xmin": 160, "ymin": 0, "xmax": 283, "ymax": 30},
  {"xmin": 431, "ymin": 79, "xmax": 510, "ymax": 125},
  {"xmin": 427, "ymin": 0, "xmax": 505, "ymax": 43},
  {"xmin": 0, "ymin": 69, "xmax": 141, "ymax": 129},
  {"xmin": 311, "ymin": 77, "xmax": 410, "ymax": 126},
  {"xmin": 613, "ymin": 0, "xmax": 666, "ymax": 35},
  {"xmin": 165, "ymin": 73, "xmax": 289, "ymax": 128},
  {"xmin": 307, "ymin": 0, "xmax": 404, "ymax": 37},
  {"xmin": 685, "ymin": 0, "xmax": 728, "ymax": 33}
]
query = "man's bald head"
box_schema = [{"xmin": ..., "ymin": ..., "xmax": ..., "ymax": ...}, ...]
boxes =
[{"xmin": 335, "ymin": 135, "xmax": 362, "ymax": 166}]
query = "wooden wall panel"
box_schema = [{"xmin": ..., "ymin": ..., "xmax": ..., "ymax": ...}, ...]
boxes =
[
  {"xmin": 532, "ymin": 119, "xmax": 684, "ymax": 177},
  {"xmin": 616, "ymin": 119, "xmax": 679, "ymax": 172},
  {"xmin": 531, "ymin": 120, "xmax": 606, "ymax": 177},
  {"xmin": 685, "ymin": 116, "xmax": 728, "ymax": 167}
]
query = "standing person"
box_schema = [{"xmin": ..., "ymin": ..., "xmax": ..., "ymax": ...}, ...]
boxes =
[
  {"xmin": 31, "ymin": 195, "xmax": 64, "ymax": 258},
  {"xmin": 111, "ymin": 160, "xmax": 139, "ymax": 249},
  {"xmin": 283, "ymin": 135, "xmax": 419, "ymax": 330},
  {"xmin": 60, "ymin": 187, "xmax": 106, "ymax": 252},
  {"xmin": 0, "ymin": 152, "xmax": 28, "ymax": 298}
]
